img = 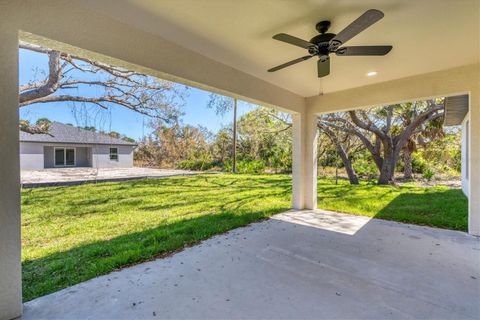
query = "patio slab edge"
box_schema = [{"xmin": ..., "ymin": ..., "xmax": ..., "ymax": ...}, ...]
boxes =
[{"xmin": 21, "ymin": 172, "xmax": 199, "ymax": 188}]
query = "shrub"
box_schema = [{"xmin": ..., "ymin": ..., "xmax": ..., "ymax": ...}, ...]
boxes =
[
  {"xmin": 353, "ymin": 158, "xmax": 378, "ymax": 179},
  {"xmin": 411, "ymin": 152, "xmax": 428, "ymax": 173},
  {"xmin": 319, "ymin": 149, "xmax": 339, "ymax": 167},
  {"xmin": 422, "ymin": 168, "xmax": 435, "ymax": 181},
  {"xmin": 177, "ymin": 159, "xmax": 214, "ymax": 171},
  {"xmin": 267, "ymin": 147, "xmax": 292, "ymax": 173},
  {"xmin": 223, "ymin": 160, "xmax": 265, "ymax": 174}
]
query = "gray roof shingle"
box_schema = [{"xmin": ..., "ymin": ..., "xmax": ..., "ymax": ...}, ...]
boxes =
[{"xmin": 20, "ymin": 122, "xmax": 137, "ymax": 146}]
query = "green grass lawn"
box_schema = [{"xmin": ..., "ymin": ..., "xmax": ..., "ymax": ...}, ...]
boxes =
[
  {"xmin": 316, "ymin": 179, "xmax": 468, "ymax": 230},
  {"xmin": 21, "ymin": 174, "xmax": 467, "ymax": 301}
]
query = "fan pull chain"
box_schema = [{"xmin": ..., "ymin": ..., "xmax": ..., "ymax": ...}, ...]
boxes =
[{"xmin": 318, "ymin": 78, "xmax": 324, "ymax": 96}]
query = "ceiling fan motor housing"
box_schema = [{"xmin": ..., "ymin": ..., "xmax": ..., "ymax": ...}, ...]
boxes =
[
  {"xmin": 310, "ymin": 33, "xmax": 336, "ymax": 55},
  {"xmin": 310, "ymin": 20, "xmax": 337, "ymax": 55}
]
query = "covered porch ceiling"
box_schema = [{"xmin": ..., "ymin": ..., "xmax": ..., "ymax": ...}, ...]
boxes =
[{"xmin": 83, "ymin": 0, "xmax": 479, "ymax": 97}]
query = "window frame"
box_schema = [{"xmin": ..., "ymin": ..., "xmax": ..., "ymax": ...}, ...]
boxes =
[
  {"xmin": 54, "ymin": 147, "xmax": 76, "ymax": 167},
  {"xmin": 109, "ymin": 147, "xmax": 119, "ymax": 161}
]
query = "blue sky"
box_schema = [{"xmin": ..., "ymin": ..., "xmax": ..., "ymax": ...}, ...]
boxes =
[{"xmin": 19, "ymin": 49, "xmax": 258, "ymax": 140}]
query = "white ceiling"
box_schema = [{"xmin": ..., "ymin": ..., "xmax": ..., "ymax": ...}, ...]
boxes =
[{"xmin": 85, "ymin": 0, "xmax": 479, "ymax": 97}]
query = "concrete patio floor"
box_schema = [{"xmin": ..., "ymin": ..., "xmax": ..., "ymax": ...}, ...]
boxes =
[
  {"xmin": 21, "ymin": 167, "xmax": 197, "ymax": 187},
  {"xmin": 23, "ymin": 210, "xmax": 480, "ymax": 319}
]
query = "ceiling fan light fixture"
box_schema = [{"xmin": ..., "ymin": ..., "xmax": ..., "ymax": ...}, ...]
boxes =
[{"xmin": 366, "ymin": 71, "xmax": 378, "ymax": 77}]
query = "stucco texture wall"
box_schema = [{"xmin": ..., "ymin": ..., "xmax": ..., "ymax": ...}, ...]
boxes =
[
  {"xmin": 91, "ymin": 145, "xmax": 134, "ymax": 168},
  {"xmin": 19, "ymin": 142, "xmax": 44, "ymax": 170},
  {"xmin": 21, "ymin": 143, "xmax": 134, "ymax": 169}
]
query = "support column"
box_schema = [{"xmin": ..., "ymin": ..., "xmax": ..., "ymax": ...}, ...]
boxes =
[
  {"xmin": 292, "ymin": 111, "xmax": 318, "ymax": 209},
  {"xmin": 0, "ymin": 28, "xmax": 22, "ymax": 319},
  {"xmin": 469, "ymin": 89, "xmax": 480, "ymax": 236}
]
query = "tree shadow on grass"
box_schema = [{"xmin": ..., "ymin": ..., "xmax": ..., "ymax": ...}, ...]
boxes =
[
  {"xmin": 374, "ymin": 189, "xmax": 468, "ymax": 231},
  {"xmin": 21, "ymin": 174, "xmax": 293, "ymax": 302},
  {"xmin": 22, "ymin": 175, "xmax": 326, "ymax": 303},
  {"xmin": 22, "ymin": 206, "xmax": 289, "ymax": 302}
]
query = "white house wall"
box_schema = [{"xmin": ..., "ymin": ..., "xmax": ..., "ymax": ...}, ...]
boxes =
[
  {"xmin": 91, "ymin": 145, "xmax": 134, "ymax": 168},
  {"xmin": 20, "ymin": 143, "xmax": 134, "ymax": 170},
  {"xmin": 19, "ymin": 142, "xmax": 44, "ymax": 170}
]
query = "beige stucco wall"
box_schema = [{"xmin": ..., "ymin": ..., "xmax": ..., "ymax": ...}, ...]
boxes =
[
  {"xmin": 468, "ymin": 90, "xmax": 480, "ymax": 236},
  {"xmin": 291, "ymin": 112, "xmax": 318, "ymax": 210},
  {"xmin": 0, "ymin": 24, "xmax": 22, "ymax": 320},
  {"xmin": 306, "ymin": 64, "xmax": 479, "ymax": 114}
]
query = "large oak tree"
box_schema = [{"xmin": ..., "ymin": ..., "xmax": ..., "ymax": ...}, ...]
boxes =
[{"xmin": 318, "ymin": 100, "xmax": 444, "ymax": 184}]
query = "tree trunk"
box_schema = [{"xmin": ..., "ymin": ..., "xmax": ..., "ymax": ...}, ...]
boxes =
[
  {"xmin": 403, "ymin": 148, "xmax": 413, "ymax": 179},
  {"xmin": 343, "ymin": 158, "xmax": 359, "ymax": 185},
  {"xmin": 335, "ymin": 143, "xmax": 359, "ymax": 185},
  {"xmin": 378, "ymin": 144, "xmax": 396, "ymax": 185},
  {"xmin": 378, "ymin": 164, "xmax": 393, "ymax": 184},
  {"xmin": 320, "ymin": 124, "xmax": 359, "ymax": 185}
]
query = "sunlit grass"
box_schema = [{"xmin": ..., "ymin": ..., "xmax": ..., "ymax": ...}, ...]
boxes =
[
  {"xmin": 21, "ymin": 174, "xmax": 467, "ymax": 301},
  {"xmin": 317, "ymin": 179, "xmax": 468, "ymax": 230}
]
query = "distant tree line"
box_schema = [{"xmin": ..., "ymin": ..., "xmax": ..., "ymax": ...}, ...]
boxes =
[
  {"xmin": 135, "ymin": 107, "xmax": 292, "ymax": 174},
  {"xmin": 135, "ymin": 101, "xmax": 460, "ymax": 184}
]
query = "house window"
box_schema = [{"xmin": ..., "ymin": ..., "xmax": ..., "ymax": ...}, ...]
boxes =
[
  {"xmin": 110, "ymin": 147, "xmax": 118, "ymax": 161},
  {"xmin": 55, "ymin": 148, "xmax": 75, "ymax": 166}
]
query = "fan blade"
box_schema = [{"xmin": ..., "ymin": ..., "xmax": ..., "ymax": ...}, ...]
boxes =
[
  {"xmin": 329, "ymin": 9, "xmax": 384, "ymax": 49},
  {"xmin": 268, "ymin": 55, "xmax": 313, "ymax": 72},
  {"xmin": 336, "ymin": 45, "xmax": 392, "ymax": 56},
  {"xmin": 318, "ymin": 57, "xmax": 330, "ymax": 77},
  {"xmin": 273, "ymin": 33, "xmax": 314, "ymax": 49}
]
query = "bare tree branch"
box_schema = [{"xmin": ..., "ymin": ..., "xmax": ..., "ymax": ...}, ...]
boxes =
[
  {"xmin": 318, "ymin": 117, "xmax": 383, "ymax": 169},
  {"xmin": 393, "ymin": 101, "xmax": 444, "ymax": 150},
  {"xmin": 348, "ymin": 110, "xmax": 386, "ymax": 139},
  {"xmin": 20, "ymin": 50, "xmax": 62, "ymax": 103},
  {"xmin": 18, "ymin": 41, "xmax": 185, "ymax": 133},
  {"xmin": 317, "ymin": 121, "xmax": 359, "ymax": 184}
]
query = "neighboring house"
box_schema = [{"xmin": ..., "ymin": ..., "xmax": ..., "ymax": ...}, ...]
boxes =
[
  {"xmin": 444, "ymin": 94, "xmax": 469, "ymax": 197},
  {"xmin": 20, "ymin": 122, "xmax": 137, "ymax": 170}
]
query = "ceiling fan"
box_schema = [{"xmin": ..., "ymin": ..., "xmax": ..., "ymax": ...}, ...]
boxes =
[{"xmin": 268, "ymin": 9, "xmax": 392, "ymax": 78}]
